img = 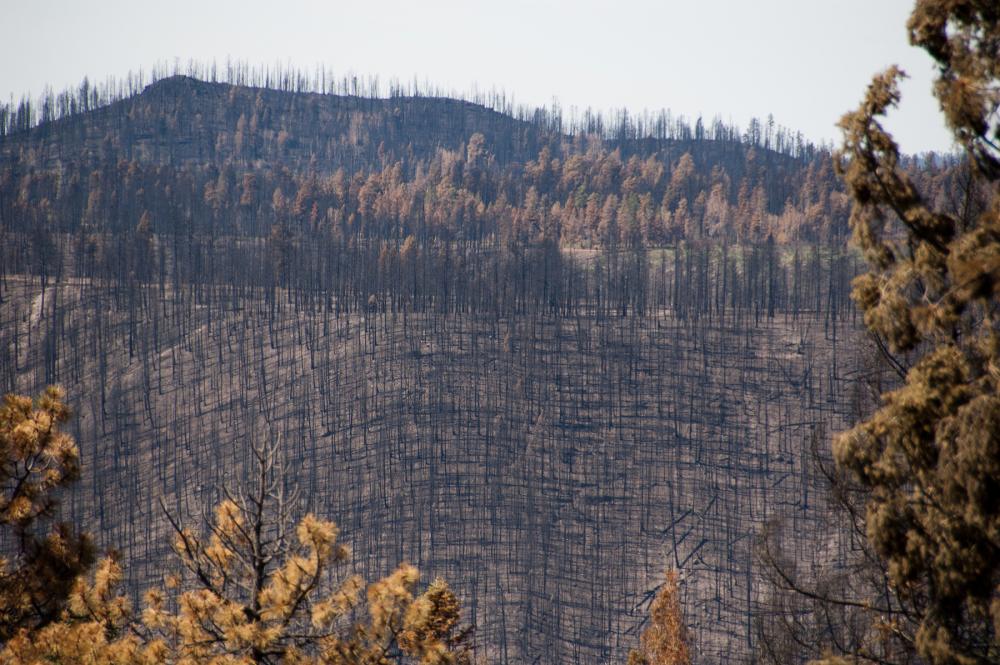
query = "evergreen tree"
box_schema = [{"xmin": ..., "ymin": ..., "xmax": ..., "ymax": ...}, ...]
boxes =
[
  {"xmin": 0, "ymin": 387, "xmax": 94, "ymax": 641},
  {"xmin": 0, "ymin": 394, "xmax": 473, "ymax": 664},
  {"xmin": 142, "ymin": 438, "xmax": 473, "ymax": 665},
  {"xmin": 627, "ymin": 569, "xmax": 691, "ymax": 665},
  {"xmin": 818, "ymin": 1, "xmax": 1000, "ymax": 662}
]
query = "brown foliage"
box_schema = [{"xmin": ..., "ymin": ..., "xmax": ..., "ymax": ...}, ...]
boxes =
[
  {"xmin": 0, "ymin": 386, "xmax": 94, "ymax": 641},
  {"xmin": 140, "ymin": 438, "xmax": 474, "ymax": 665},
  {"xmin": 628, "ymin": 569, "xmax": 691, "ymax": 665},
  {"xmin": 819, "ymin": 1, "xmax": 1000, "ymax": 663},
  {"xmin": 0, "ymin": 432, "xmax": 474, "ymax": 665}
]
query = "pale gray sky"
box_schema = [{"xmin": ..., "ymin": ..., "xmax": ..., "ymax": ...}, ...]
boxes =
[{"xmin": 1, "ymin": 0, "xmax": 953, "ymax": 154}]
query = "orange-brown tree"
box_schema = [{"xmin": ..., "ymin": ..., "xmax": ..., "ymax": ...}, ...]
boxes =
[
  {"xmin": 815, "ymin": 1, "xmax": 1000, "ymax": 663},
  {"xmin": 628, "ymin": 569, "xmax": 691, "ymax": 665},
  {"xmin": 0, "ymin": 393, "xmax": 474, "ymax": 665},
  {"xmin": 0, "ymin": 387, "xmax": 94, "ymax": 640},
  {"xmin": 142, "ymin": 438, "xmax": 474, "ymax": 665}
]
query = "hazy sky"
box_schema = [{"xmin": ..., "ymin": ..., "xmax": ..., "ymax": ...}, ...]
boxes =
[{"xmin": 2, "ymin": 0, "xmax": 953, "ymax": 154}]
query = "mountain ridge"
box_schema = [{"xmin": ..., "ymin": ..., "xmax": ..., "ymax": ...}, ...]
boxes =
[
  {"xmin": 1, "ymin": 73, "xmax": 817, "ymax": 173},
  {"xmin": 1, "ymin": 73, "xmax": 858, "ymax": 245}
]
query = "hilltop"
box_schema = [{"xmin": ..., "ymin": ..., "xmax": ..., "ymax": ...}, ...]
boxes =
[
  {"xmin": 1, "ymin": 75, "xmax": 551, "ymax": 171},
  {"xmin": 0, "ymin": 74, "xmax": 862, "ymax": 244}
]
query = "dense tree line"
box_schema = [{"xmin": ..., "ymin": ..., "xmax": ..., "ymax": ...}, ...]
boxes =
[
  {"xmin": 0, "ymin": 74, "xmax": 964, "ymax": 262},
  {"xmin": 0, "ymin": 66, "xmax": 879, "ymax": 248},
  {"xmin": 0, "ymin": 59, "xmax": 821, "ymax": 158}
]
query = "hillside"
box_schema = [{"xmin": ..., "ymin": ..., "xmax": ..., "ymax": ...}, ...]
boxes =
[
  {"xmin": 0, "ymin": 74, "xmax": 870, "ymax": 245},
  {"xmin": 1, "ymin": 76, "xmax": 891, "ymax": 664},
  {"xmin": 1, "ymin": 265, "xmax": 868, "ymax": 664},
  {"xmin": 1, "ymin": 75, "xmax": 551, "ymax": 171}
]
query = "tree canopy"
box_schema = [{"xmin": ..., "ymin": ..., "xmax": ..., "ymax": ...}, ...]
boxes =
[{"xmin": 822, "ymin": 1, "xmax": 1000, "ymax": 662}]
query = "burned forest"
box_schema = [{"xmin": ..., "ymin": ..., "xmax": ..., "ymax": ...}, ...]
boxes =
[{"xmin": 0, "ymin": 66, "xmax": 978, "ymax": 664}]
